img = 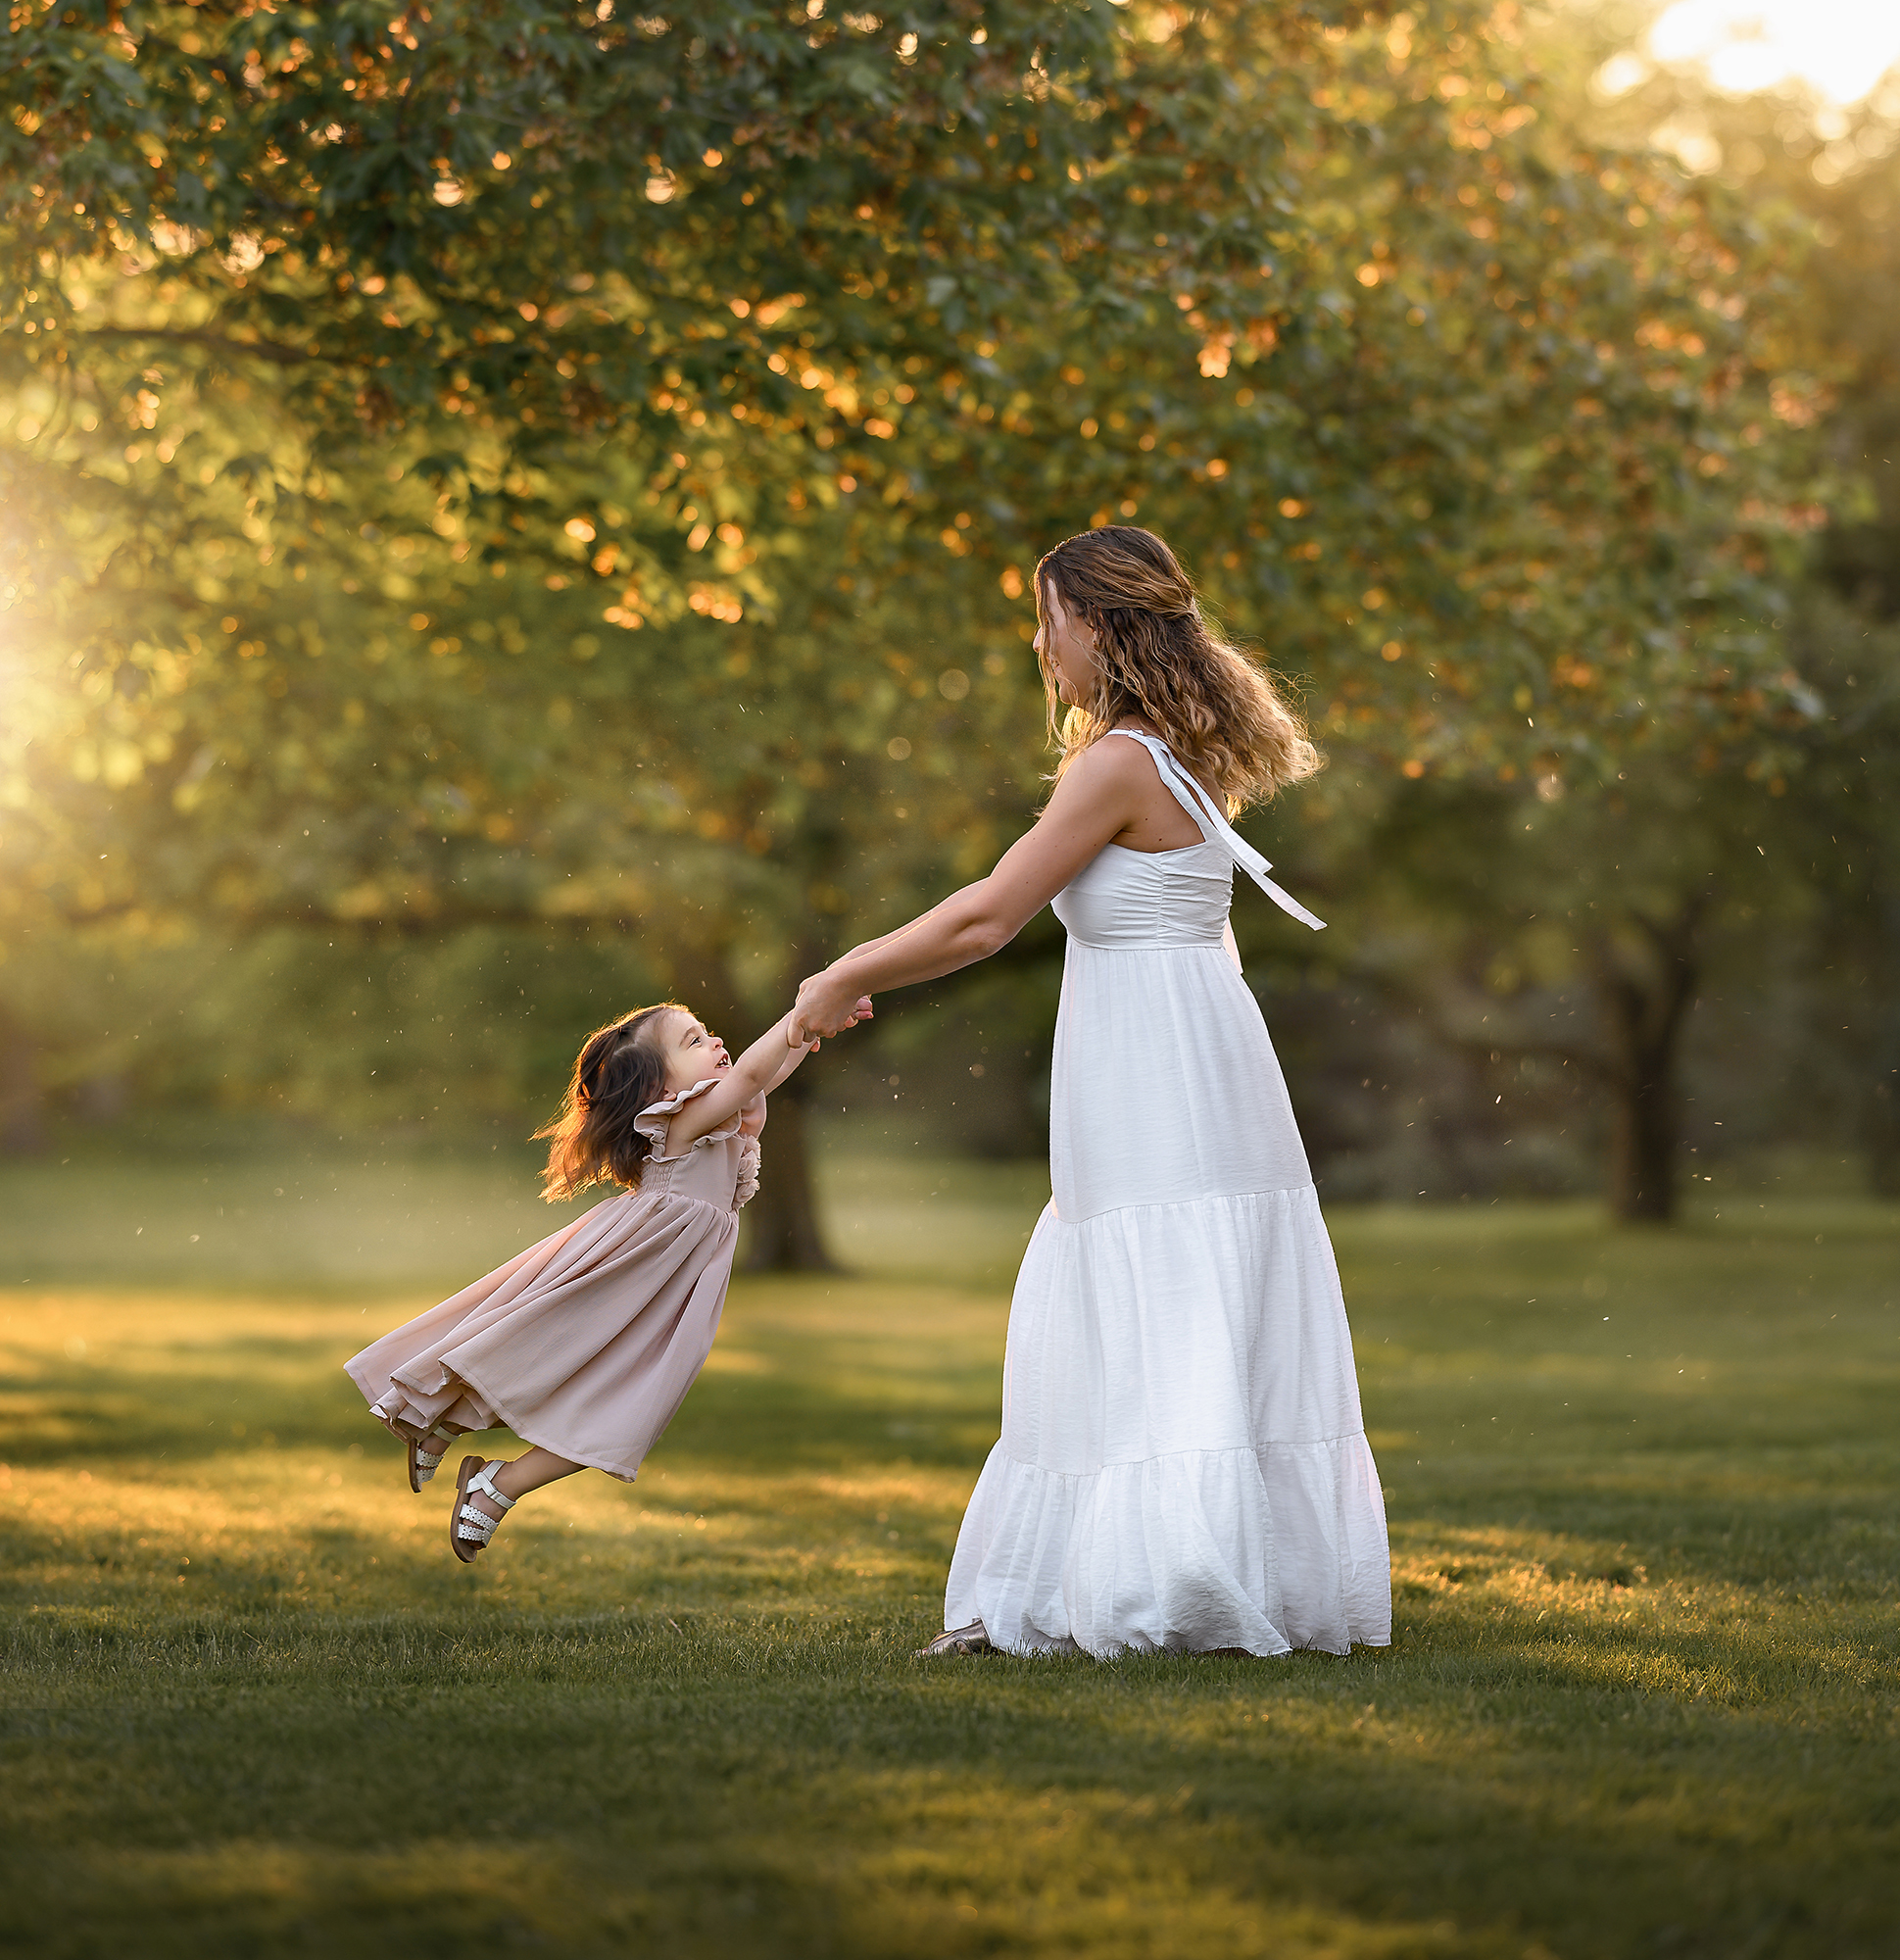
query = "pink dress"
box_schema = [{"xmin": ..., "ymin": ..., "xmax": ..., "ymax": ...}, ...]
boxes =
[{"xmin": 344, "ymin": 1079, "xmax": 758, "ymax": 1481}]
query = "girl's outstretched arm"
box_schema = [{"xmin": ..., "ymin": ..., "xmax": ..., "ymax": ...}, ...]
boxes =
[
  {"xmin": 666, "ymin": 1001, "xmax": 870, "ymax": 1152},
  {"xmin": 664, "ymin": 1011, "xmax": 807, "ymax": 1152}
]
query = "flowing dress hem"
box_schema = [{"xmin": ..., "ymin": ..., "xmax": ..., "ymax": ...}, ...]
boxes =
[
  {"xmin": 947, "ymin": 1438, "xmax": 1392, "ymax": 1661},
  {"xmin": 443, "ymin": 1355, "xmax": 644, "ymax": 1483},
  {"xmin": 365, "ymin": 1369, "xmax": 643, "ymax": 1482}
]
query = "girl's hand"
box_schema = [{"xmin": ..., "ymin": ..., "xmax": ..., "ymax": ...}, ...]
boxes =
[{"xmin": 793, "ymin": 975, "xmax": 874, "ymax": 1045}]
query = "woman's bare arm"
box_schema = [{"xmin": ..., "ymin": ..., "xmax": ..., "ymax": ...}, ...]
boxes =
[{"xmin": 792, "ymin": 740, "xmax": 1152, "ymax": 1040}]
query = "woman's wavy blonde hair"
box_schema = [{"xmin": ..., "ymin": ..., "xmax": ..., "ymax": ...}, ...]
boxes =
[{"xmin": 1036, "ymin": 525, "xmax": 1320, "ymax": 814}]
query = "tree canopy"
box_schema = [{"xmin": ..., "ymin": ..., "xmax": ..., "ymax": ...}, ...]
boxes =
[
  {"xmin": 9, "ymin": 0, "xmax": 1815, "ymax": 758},
  {"xmin": 2, "ymin": 0, "xmax": 1862, "ymax": 1240}
]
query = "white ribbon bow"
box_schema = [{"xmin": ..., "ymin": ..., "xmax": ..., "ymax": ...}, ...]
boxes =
[{"xmin": 1117, "ymin": 731, "xmax": 1327, "ymax": 932}]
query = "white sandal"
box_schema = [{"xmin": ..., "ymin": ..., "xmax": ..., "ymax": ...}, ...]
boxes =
[
  {"xmin": 450, "ymin": 1457, "xmax": 515, "ymax": 1563},
  {"xmin": 408, "ymin": 1428, "xmax": 452, "ymax": 1494}
]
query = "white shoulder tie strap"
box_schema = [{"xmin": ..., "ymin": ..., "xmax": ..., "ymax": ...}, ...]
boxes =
[{"xmin": 1110, "ymin": 729, "xmax": 1327, "ymax": 932}]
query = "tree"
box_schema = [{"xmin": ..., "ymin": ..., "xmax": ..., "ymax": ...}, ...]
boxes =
[
  {"xmin": 8, "ymin": 0, "xmax": 1809, "ymax": 751},
  {"xmin": 2, "ymin": 0, "xmax": 1824, "ymax": 1254},
  {"xmin": 1313, "ymin": 756, "xmax": 1812, "ymax": 1221},
  {"xmin": 1542, "ymin": 11, "xmax": 1900, "ymax": 1197}
]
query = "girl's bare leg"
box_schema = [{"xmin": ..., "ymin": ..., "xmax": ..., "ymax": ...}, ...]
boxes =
[{"xmin": 460, "ymin": 1445, "xmax": 584, "ymax": 1529}]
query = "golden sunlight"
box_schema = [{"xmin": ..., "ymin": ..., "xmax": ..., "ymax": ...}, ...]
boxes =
[{"xmin": 1644, "ymin": 0, "xmax": 1900, "ymax": 105}]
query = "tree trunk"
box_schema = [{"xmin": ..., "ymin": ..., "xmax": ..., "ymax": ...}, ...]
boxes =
[
  {"xmin": 1865, "ymin": 892, "xmax": 1900, "ymax": 1199},
  {"xmin": 1869, "ymin": 1048, "xmax": 1900, "ymax": 1199},
  {"xmin": 1591, "ymin": 905, "xmax": 1704, "ymax": 1224},
  {"xmin": 741, "ymin": 1072, "xmax": 839, "ymax": 1271},
  {"xmin": 0, "ymin": 1009, "xmax": 46, "ymax": 1156},
  {"xmin": 1605, "ymin": 1048, "xmax": 1679, "ymax": 1222}
]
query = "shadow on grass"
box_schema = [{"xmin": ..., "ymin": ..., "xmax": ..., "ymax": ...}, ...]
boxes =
[
  {"xmin": 3, "ymin": 1189, "xmax": 1896, "ymax": 1958},
  {"xmin": 7, "ymin": 1354, "xmax": 1895, "ymax": 1611},
  {"xmin": 0, "ymin": 1356, "xmax": 377, "ymax": 1467},
  {"xmin": 0, "ymin": 1608, "xmax": 1886, "ymax": 1960}
]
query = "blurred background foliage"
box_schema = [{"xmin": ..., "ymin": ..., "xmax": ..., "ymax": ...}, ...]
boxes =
[{"xmin": 2, "ymin": 0, "xmax": 1895, "ymax": 1260}]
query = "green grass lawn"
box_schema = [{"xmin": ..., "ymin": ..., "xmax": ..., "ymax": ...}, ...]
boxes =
[{"xmin": 2, "ymin": 1145, "xmax": 1896, "ymax": 1959}]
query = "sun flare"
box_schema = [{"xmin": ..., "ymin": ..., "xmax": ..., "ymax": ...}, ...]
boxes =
[{"xmin": 1644, "ymin": 0, "xmax": 1900, "ymax": 106}]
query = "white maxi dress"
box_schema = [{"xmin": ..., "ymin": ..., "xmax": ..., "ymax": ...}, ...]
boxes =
[{"xmin": 944, "ymin": 730, "xmax": 1392, "ymax": 1656}]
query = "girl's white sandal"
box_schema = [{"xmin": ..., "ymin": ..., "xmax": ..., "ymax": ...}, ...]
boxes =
[
  {"xmin": 408, "ymin": 1432, "xmax": 450, "ymax": 1493},
  {"xmin": 450, "ymin": 1457, "xmax": 515, "ymax": 1563}
]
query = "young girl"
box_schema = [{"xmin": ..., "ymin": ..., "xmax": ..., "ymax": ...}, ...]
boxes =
[{"xmin": 345, "ymin": 995, "xmax": 866, "ymax": 1561}]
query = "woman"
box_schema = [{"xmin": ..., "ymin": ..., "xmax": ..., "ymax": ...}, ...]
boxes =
[{"xmin": 793, "ymin": 526, "xmax": 1390, "ymax": 1658}]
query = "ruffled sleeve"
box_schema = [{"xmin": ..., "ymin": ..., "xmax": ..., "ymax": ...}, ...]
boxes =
[
  {"xmin": 634, "ymin": 1077, "xmax": 745, "ymax": 1161},
  {"xmin": 733, "ymin": 1136, "xmax": 761, "ymax": 1210}
]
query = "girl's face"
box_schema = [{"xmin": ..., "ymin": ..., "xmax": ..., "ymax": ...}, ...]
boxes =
[
  {"xmin": 1035, "ymin": 579, "xmax": 1100, "ymax": 707},
  {"xmin": 657, "ymin": 1011, "xmax": 730, "ymax": 1093}
]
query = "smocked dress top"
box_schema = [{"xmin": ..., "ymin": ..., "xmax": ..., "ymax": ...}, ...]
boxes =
[{"xmin": 633, "ymin": 1076, "xmax": 761, "ymax": 1211}]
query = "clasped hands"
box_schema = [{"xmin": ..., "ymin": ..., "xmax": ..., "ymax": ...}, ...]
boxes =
[{"xmin": 790, "ymin": 969, "xmax": 874, "ymax": 1048}]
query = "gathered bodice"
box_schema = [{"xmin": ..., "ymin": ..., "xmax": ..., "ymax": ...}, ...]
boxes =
[
  {"xmin": 637, "ymin": 1129, "xmax": 758, "ymax": 1211},
  {"xmin": 633, "ymin": 1078, "xmax": 760, "ymax": 1213},
  {"xmin": 1052, "ymin": 841, "xmax": 1235, "ymax": 949}
]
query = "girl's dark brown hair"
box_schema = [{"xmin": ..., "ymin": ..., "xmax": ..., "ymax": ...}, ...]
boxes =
[
  {"xmin": 533, "ymin": 1004, "xmax": 682, "ymax": 1201},
  {"xmin": 1036, "ymin": 524, "xmax": 1320, "ymax": 814}
]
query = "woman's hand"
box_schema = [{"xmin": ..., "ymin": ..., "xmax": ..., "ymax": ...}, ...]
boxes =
[{"xmin": 792, "ymin": 973, "xmax": 875, "ymax": 1045}]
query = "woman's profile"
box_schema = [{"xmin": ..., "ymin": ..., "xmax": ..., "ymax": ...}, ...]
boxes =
[{"xmin": 796, "ymin": 525, "xmax": 1390, "ymax": 1657}]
